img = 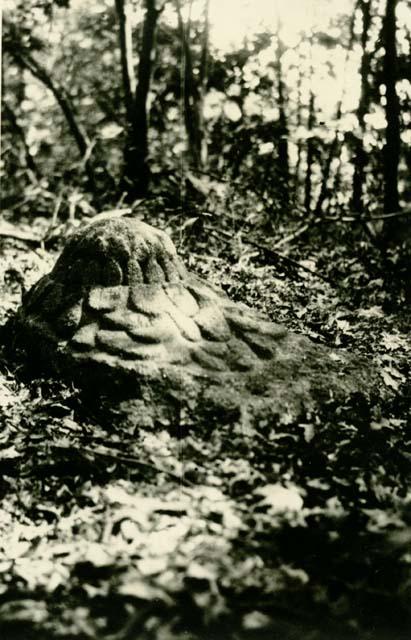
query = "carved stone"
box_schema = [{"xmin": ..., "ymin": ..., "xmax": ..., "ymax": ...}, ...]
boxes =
[{"xmin": 8, "ymin": 217, "xmax": 378, "ymax": 425}]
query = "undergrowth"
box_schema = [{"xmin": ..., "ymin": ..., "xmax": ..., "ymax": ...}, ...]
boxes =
[{"xmin": 0, "ymin": 204, "xmax": 410, "ymax": 640}]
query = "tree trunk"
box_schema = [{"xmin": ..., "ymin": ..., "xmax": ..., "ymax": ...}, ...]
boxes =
[
  {"xmin": 382, "ymin": 0, "xmax": 401, "ymax": 213},
  {"xmin": 115, "ymin": 0, "xmax": 136, "ymax": 124},
  {"xmin": 198, "ymin": 0, "xmax": 210, "ymax": 167},
  {"xmin": 352, "ymin": 0, "xmax": 372, "ymax": 214},
  {"xmin": 175, "ymin": 0, "xmax": 204, "ymax": 170},
  {"xmin": 275, "ymin": 27, "xmax": 290, "ymax": 206},
  {"xmin": 122, "ymin": 0, "xmax": 162, "ymax": 200},
  {"xmin": 304, "ymin": 91, "xmax": 315, "ymax": 215},
  {"xmin": 294, "ymin": 61, "xmax": 303, "ymax": 201},
  {"xmin": 314, "ymin": 134, "xmax": 340, "ymax": 217},
  {"xmin": 316, "ymin": 8, "xmax": 357, "ymax": 217}
]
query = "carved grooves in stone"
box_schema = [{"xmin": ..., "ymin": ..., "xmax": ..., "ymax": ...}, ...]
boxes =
[
  {"xmin": 16, "ymin": 218, "xmax": 291, "ymax": 380},
  {"xmin": 65, "ymin": 279, "xmax": 285, "ymax": 375},
  {"xmin": 50, "ymin": 219, "xmax": 187, "ymax": 291},
  {"xmin": 25, "ymin": 282, "xmax": 284, "ymax": 373},
  {"xmin": 23, "ymin": 280, "xmax": 287, "ymax": 375}
]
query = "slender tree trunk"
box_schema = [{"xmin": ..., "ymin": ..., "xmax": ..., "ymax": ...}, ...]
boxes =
[
  {"xmin": 382, "ymin": 0, "xmax": 401, "ymax": 213},
  {"xmin": 294, "ymin": 62, "xmax": 303, "ymax": 201},
  {"xmin": 275, "ymin": 26, "xmax": 290, "ymax": 206},
  {"xmin": 314, "ymin": 133, "xmax": 340, "ymax": 217},
  {"xmin": 175, "ymin": 0, "xmax": 204, "ymax": 170},
  {"xmin": 304, "ymin": 90, "xmax": 315, "ymax": 215},
  {"xmin": 315, "ymin": 8, "xmax": 357, "ymax": 216},
  {"xmin": 198, "ymin": 0, "xmax": 210, "ymax": 167},
  {"xmin": 352, "ymin": 0, "xmax": 372, "ymax": 214},
  {"xmin": 122, "ymin": 0, "xmax": 162, "ymax": 200},
  {"xmin": 115, "ymin": 0, "xmax": 136, "ymax": 124}
]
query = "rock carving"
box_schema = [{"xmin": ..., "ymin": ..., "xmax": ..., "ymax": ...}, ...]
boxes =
[{"xmin": 8, "ymin": 217, "xmax": 378, "ymax": 425}]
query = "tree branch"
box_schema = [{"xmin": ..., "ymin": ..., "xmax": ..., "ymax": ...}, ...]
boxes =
[
  {"xmin": 2, "ymin": 100, "xmax": 41, "ymax": 180},
  {"xmin": 271, "ymin": 222, "xmax": 311, "ymax": 250},
  {"xmin": 9, "ymin": 49, "xmax": 91, "ymax": 159},
  {"xmin": 51, "ymin": 442, "xmax": 194, "ymax": 487},
  {"xmin": 204, "ymin": 224, "xmax": 335, "ymax": 285},
  {"xmin": 243, "ymin": 238, "xmax": 335, "ymax": 285}
]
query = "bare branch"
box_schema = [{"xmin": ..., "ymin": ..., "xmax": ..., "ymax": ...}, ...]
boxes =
[
  {"xmin": 204, "ymin": 224, "xmax": 335, "ymax": 285},
  {"xmin": 271, "ymin": 223, "xmax": 311, "ymax": 250},
  {"xmin": 9, "ymin": 49, "xmax": 91, "ymax": 159},
  {"xmin": 2, "ymin": 100, "xmax": 41, "ymax": 181}
]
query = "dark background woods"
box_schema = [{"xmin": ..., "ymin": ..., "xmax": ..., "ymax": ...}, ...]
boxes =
[{"xmin": 2, "ymin": 0, "xmax": 410, "ymax": 268}]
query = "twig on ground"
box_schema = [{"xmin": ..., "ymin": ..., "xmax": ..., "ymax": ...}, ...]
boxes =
[
  {"xmin": 245, "ymin": 237, "xmax": 335, "ymax": 285},
  {"xmin": 51, "ymin": 442, "xmax": 194, "ymax": 487},
  {"xmin": 0, "ymin": 222, "xmax": 43, "ymax": 246},
  {"xmin": 204, "ymin": 224, "xmax": 335, "ymax": 285},
  {"xmin": 324, "ymin": 208, "xmax": 410, "ymax": 222},
  {"xmin": 271, "ymin": 222, "xmax": 312, "ymax": 250}
]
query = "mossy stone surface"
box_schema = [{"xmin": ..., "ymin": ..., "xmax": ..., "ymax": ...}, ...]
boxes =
[{"xmin": 8, "ymin": 217, "xmax": 380, "ymax": 425}]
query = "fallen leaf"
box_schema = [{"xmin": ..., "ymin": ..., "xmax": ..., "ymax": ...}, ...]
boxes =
[
  {"xmin": 242, "ymin": 611, "xmax": 272, "ymax": 630},
  {"xmin": 254, "ymin": 485, "xmax": 304, "ymax": 512}
]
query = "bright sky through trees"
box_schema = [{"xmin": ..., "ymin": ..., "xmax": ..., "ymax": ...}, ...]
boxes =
[
  {"xmin": 9, "ymin": 0, "xmax": 411, "ymax": 149},
  {"xmin": 207, "ymin": 0, "xmax": 353, "ymax": 50},
  {"xmin": 175, "ymin": 0, "xmax": 362, "ymax": 123},
  {"xmin": 67, "ymin": 0, "xmax": 356, "ymax": 50}
]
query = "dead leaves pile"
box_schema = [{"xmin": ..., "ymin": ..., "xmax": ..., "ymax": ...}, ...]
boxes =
[{"xmin": 0, "ymin": 225, "xmax": 410, "ymax": 639}]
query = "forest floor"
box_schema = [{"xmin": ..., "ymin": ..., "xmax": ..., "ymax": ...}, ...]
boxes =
[{"xmin": 0, "ymin": 202, "xmax": 410, "ymax": 640}]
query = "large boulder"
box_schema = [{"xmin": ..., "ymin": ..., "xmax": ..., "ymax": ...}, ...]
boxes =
[{"xmin": 7, "ymin": 217, "xmax": 379, "ymax": 426}]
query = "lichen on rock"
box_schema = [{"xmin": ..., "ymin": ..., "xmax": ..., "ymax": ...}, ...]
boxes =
[{"xmin": 7, "ymin": 217, "xmax": 380, "ymax": 426}]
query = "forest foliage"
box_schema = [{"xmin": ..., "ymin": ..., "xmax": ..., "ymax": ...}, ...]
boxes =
[
  {"xmin": 2, "ymin": 0, "xmax": 410, "ymax": 222},
  {"xmin": 0, "ymin": 1, "xmax": 411, "ymax": 639}
]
